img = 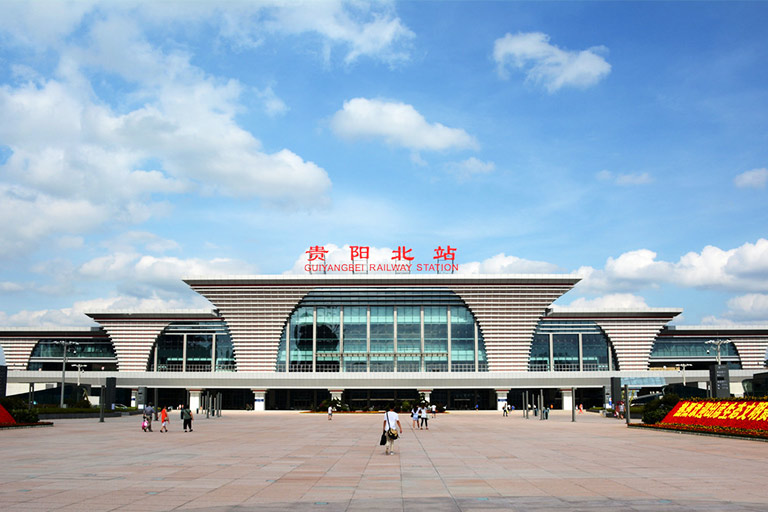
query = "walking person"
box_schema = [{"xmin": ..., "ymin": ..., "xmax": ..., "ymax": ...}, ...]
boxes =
[
  {"xmin": 431, "ymin": 404, "xmax": 436, "ymax": 418},
  {"xmin": 160, "ymin": 406, "xmax": 169, "ymax": 433},
  {"xmin": 181, "ymin": 405, "xmax": 194, "ymax": 432},
  {"xmin": 143, "ymin": 403, "xmax": 155, "ymax": 432},
  {"xmin": 328, "ymin": 404, "xmax": 333, "ymax": 420},
  {"xmin": 382, "ymin": 403, "xmax": 402, "ymax": 455},
  {"xmin": 411, "ymin": 406, "xmax": 419, "ymax": 429},
  {"xmin": 419, "ymin": 405, "xmax": 429, "ymax": 430},
  {"xmin": 502, "ymin": 404, "xmax": 508, "ymax": 417}
]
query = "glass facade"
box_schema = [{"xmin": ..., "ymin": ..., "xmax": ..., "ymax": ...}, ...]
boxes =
[
  {"xmin": 27, "ymin": 338, "xmax": 117, "ymax": 371},
  {"xmin": 650, "ymin": 338, "xmax": 741, "ymax": 369},
  {"xmin": 275, "ymin": 289, "xmax": 488, "ymax": 372},
  {"xmin": 529, "ymin": 320, "xmax": 617, "ymax": 371},
  {"xmin": 147, "ymin": 321, "xmax": 235, "ymax": 372}
]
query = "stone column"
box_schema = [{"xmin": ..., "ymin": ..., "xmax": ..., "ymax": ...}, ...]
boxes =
[
  {"xmin": 130, "ymin": 388, "xmax": 138, "ymax": 409},
  {"xmin": 495, "ymin": 389, "xmax": 509, "ymax": 411},
  {"xmin": 188, "ymin": 389, "xmax": 202, "ymax": 411},
  {"xmin": 252, "ymin": 389, "xmax": 267, "ymax": 412},
  {"xmin": 560, "ymin": 388, "xmax": 573, "ymax": 411}
]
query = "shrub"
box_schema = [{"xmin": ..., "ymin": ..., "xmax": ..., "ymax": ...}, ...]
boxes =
[
  {"xmin": 10, "ymin": 409, "xmax": 39, "ymax": 423},
  {"xmin": 642, "ymin": 393, "xmax": 679, "ymax": 425}
]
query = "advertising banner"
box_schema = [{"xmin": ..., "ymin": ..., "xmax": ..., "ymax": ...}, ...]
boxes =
[{"xmin": 661, "ymin": 400, "xmax": 768, "ymax": 431}]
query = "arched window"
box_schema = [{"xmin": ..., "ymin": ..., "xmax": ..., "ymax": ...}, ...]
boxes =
[{"xmin": 275, "ymin": 289, "xmax": 487, "ymax": 372}]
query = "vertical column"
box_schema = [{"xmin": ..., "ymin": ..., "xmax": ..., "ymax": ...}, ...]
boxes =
[
  {"xmin": 188, "ymin": 389, "xmax": 202, "ymax": 411},
  {"xmin": 153, "ymin": 345, "xmax": 158, "ymax": 372},
  {"xmin": 495, "ymin": 389, "xmax": 509, "ymax": 411},
  {"xmin": 578, "ymin": 333, "xmax": 583, "ymax": 372},
  {"xmin": 420, "ymin": 306, "xmax": 425, "ymax": 372},
  {"xmin": 366, "ymin": 306, "xmax": 371, "ymax": 373},
  {"xmin": 548, "ymin": 333, "xmax": 554, "ymax": 371},
  {"xmin": 211, "ymin": 333, "xmax": 217, "ymax": 372},
  {"xmin": 182, "ymin": 333, "xmax": 188, "ymax": 372},
  {"xmin": 608, "ymin": 344, "xmax": 613, "ymax": 371},
  {"xmin": 252, "ymin": 389, "xmax": 266, "ymax": 412},
  {"xmin": 447, "ymin": 307, "xmax": 452, "ymax": 372},
  {"xmin": 560, "ymin": 388, "xmax": 573, "ymax": 411},
  {"xmin": 393, "ymin": 307, "xmax": 398, "ymax": 372},
  {"xmin": 339, "ymin": 308, "xmax": 344, "ymax": 372},
  {"xmin": 130, "ymin": 388, "xmax": 138, "ymax": 409},
  {"xmin": 286, "ymin": 318, "xmax": 291, "ymax": 372},
  {"xmin": 312, "ymin": 308, "xmax": 317, "ymax": 373},
  {"xmin": 474, "ymin": 321, "xmax": 479, "ymax": 371}
]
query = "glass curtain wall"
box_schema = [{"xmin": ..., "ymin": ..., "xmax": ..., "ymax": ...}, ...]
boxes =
[
  {"xmin": 275, "ymin": 290, "xmax": 487, "ymax": 373},
  {"xmin": 290, "ymin": 307, "xmax": 313, "ymax": 372},
  {"xmin": 316, "ymin": 307, "xmax": 340, "ymax": 372},
  {"xmin": 370, "ymin": 307, "xmax": 394, "ymax": 371},
  {"xmin": 450, "ymin": 306, "xmax": 475, "ymax": 371},
  {"xmin": 424, "ymin": 307, "xmax": 448, "ymax": 371},
  {"xmin": 529, "ymin": 320, "xmax": 617, "ymax": 372},
  {"xmin": 397, "ymin": 306, "xmax": 421, "ymax": 372},
  {"xmin": 147, "ymin": 321, "xmax": 235, "ymax": 372},
  {"xmin": 343, "ymin": 307, "xmax": 367, "ymax": 372}
]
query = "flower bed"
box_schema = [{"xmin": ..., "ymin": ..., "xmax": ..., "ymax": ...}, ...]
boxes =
[
  {"xmin": 631, "ymin": 422, "xmax": 768, "ymax": 440},
  {"xmin": 640, "ymin": 397, "xmax": 768, "ymax": 440}
]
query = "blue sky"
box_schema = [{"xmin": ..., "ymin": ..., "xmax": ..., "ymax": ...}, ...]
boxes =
[{"xmin": 0, "ymin": 1, "xmax": 767, "ymax": 327}]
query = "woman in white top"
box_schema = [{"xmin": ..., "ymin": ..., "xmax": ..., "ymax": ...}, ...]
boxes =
[
  {"xmin": 411, "ymin": 407, "xmax": 419, "ymax": 429},
  {"xmin": 383, "ymin": 404, "xmax": 403, "ymax": 455},
  {"xmin": 419, "ymin": 405, "xmax": 429, "ymax": 430}
]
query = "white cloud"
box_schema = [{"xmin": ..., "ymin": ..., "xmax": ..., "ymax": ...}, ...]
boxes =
[
  {"xmin": 256, "ymin": 86, "xmax": 288, "ymax": 117},
  {"xmin": 330, "ymin": 98, "xmax": 478, "ymax": 151},
  {"xmin": 722, "ymin": 294, "xmax": 768, "ymax": 321},
  {"xmin": 0, "ymin": 293, "xmax": 212, "ymax": 328},
  {"xmin": 576, "ymin": 239, "xmax": 768, "ymax": 293},
  {"xmin": 734, "ymin": 168, "xmax": 768, "ymax": 189},
  {"xmin": 458, "ymin": 253, "xmax": 560, "ymax": 275},
  {"xmin": 445, "ymin": 157, "xmax": 495, "ymax": 181},
  {"xmin": 257, "ymin": 0, "xmax": 415, "ymax": 65},
  {"xmin": 0, "ymin": 281, "xmax": 26, "ymax": 292},
  {"xmin": 597, "ymin": 170, "xmax": 653, "ymax": 186},
  {"xmin": 556, "ymin": 293, "xmax": 650, "ymax": 310},
  {"xmin": 494, "ymin": 32, "xmax": 611, "ymax": 92},
  {"xmin": 0, "ymin": 14, "xmax": 332, "ymax": 256},
  {"xmin": 79, "ymin": 252, "xmax": 256, "ymax": 293}
]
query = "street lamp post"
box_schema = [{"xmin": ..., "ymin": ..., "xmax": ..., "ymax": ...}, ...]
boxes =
[
  {"xmin": 705, "ymin": 339, "xmax": 731, "ymax": 366},
  {"xmin": 54, "ymin": 341, "xmax": 80, "ymax": 408},
  {"xmin": 677, "ymin": 363, "xmax": 693, "ymax": 386},
  {"xmin": 72, "ymin": 363, "xmax": 86, "ymax": 387}
]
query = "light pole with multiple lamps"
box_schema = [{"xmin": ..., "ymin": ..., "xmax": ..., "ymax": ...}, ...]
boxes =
[
  {"xmin": 705, "ymin": 339, "xmax": 731, "ymax": 365},
  {"xmin": 53, "ymin": 340, "xmax": 80, "ymax": 408}
]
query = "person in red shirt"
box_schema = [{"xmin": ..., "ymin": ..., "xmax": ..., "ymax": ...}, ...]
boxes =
[{"xmin": 160, "ymin": 407, "xmax": 169, "ymax": 433}]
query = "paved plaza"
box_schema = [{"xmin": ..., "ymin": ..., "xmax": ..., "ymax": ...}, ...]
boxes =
[{"xmin": 1, "ymin": 409, "xmax": 767, "ymax": 511}]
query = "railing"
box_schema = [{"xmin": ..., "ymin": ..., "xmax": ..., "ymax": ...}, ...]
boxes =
[
  {"xmin": 451, "ymin": 363, "xmax": 476, "ymax": 372},
  {"xmin": 582, "ymin": 363, "xmax": 609, "ymax": 371},
  {"xmin": 528, "ymin": 363, "xmax": 550, "ymax": 372},
  {"xmin": 553, "ymin": 363, "xmax": 580, "ymax": 372},
  {"xmin": 151, "ymin": 363, "xmax": 236, "ymax": 372}
]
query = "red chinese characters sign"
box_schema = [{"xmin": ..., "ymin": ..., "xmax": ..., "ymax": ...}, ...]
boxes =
[
  {"xmin": 661, "ymin": 400, "xmax": 768, "ymax": 431},
  {"xmin": 304, "ymin": 245, "xmax": 459, "ymax": 273}
]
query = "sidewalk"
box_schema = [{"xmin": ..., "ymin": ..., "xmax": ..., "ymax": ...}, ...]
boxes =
[{"xmin": 1, "ymin": 409, "xmax": 767, "ymax": 511}]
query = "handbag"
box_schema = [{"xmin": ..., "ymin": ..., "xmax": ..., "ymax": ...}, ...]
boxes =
[
  {"xmin": 385, "ymin": 412, "xmax": 399, "ymax": 439},
  {"xmin": 380, "ymin": 432, "xmax": 387, "ymax": 445}
]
